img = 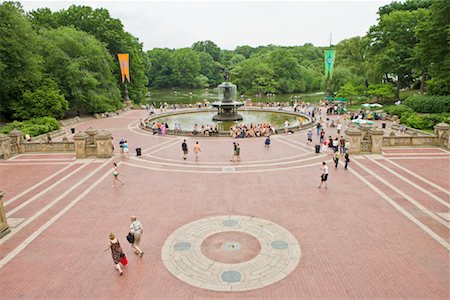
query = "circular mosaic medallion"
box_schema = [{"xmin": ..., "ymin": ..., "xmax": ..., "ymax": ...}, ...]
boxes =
[{"xmin": 162, "ymin": 215, "xmax": 301, "ymax": 291}]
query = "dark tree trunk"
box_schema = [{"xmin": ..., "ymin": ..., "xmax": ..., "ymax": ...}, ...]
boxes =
[
  {"xmin": 395, "ymin": 75, "xmax": 401, "ymax": 100},
  {"xmin": 420, "ymin": 69, "xmax": 426, "ymax": 94}
]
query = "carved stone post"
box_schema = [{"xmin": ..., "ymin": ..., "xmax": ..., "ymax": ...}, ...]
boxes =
[
  {"xmin": 434, "ymin": 123, "xmax": 449, "ymax": 148},
  {"xmin": 85, "ymin": 127, "xmax": 98, "ymax": 145},
  {"xmin": 8, "ymin": 129, "xmax": 24, "ymax": 154},
  {"xmin": 95, "ymin": 130, "xmax": 113, "ymax": 158},
  {"xmin": 0, "ymin": 134, "xmax": 11, "ymax": 159},
  {"xmin": 370, "ymin": 127, "xmax": 384, "ymax": 154},
  {"xmin": 345, "ymin": 126, "xmax": 363, "ymax": 154},
  {"xmin": 0, "ymin": 191, "xmax": 10, "ymax": 239},
  {"xmin": 73, "ymin": 132, "xmax": 88, "ymax": 158},
  {"xmin": 359, "ymin": 124, "xmax": 372, "ymax": 140}
]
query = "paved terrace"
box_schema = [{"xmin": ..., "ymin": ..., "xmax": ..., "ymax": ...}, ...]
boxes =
[{"xmin": 0, "ymin": 109, "xmax": 448, "ymax": 299}]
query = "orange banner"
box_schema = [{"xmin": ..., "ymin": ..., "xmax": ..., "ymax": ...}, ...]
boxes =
[{"xmin": 118, "ymin": 53, "xmax": 130, "ymax": 83}]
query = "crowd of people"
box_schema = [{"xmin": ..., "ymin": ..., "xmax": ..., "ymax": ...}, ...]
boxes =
[{"xmin": 230, "ymin": 123, "xmax": 275, "ymax": 138}]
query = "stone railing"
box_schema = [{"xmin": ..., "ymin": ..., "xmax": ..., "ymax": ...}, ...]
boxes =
[
  {"xmin": 0, "ymin": 191, "xmax": 10, "ymax": 239},
  {"xmin": 346, "ymin": 122, "xmax": 450, "ymax": 154},
  {"xmin": 0, "ymin": 127, "xmax": 113, "ymax": 159},
  {"xmin": 22, "ymin": 141, "xmax": 75, "ymax": 153}
]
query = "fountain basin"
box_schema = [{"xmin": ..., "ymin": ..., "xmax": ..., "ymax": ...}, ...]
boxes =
[{"xmin": 142, "ymin": 108, "xmax": 313, "ymax": 136}]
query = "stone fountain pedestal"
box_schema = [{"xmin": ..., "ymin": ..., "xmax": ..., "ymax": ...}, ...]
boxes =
[{"xmin": 212, "ymin": 81, "xmax": 244, "ymax": 121}]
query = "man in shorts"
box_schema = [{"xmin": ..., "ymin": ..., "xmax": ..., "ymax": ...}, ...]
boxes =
[
  {"xmin": 317, "ymin": 161, "xmax": 329, "ymax": 189},
  {"xmin": 193, "ymin": 141, "xmax": 201, "ymax": 161},
  {"xmin": 181, "ymin": 139, "xmax": 188, "ymax": 160}
]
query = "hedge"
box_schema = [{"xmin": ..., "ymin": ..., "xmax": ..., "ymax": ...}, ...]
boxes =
[
  {"xmin": 400, "ymin": 112, "xmax": 450, "ymax": 130},
  {"xmin": 383, "ymin": 105, "xmax": 413, "ymax": 117},
  {"xmin": 404, "ymin": 95, "xmax": 450, "ymax": 113},
  {"xmin": 0, "ymin": 117, "xmax": 60, "ymax": 137}
]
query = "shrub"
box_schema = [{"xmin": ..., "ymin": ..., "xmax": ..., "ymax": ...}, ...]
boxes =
[
  {"xmin": 384, "ymin": 105, "xmax": 413, "ymax": 117},
  {"xmin": 400, "ymin": 113, "xmax": 430, "ymax": 129},
  {"xmin": 404, "ymin": 95, "xmax": 450, "ymax": 113},
  {"xmin": 0, "ymin": 117, "xmax": 60, "ymax": 137}
]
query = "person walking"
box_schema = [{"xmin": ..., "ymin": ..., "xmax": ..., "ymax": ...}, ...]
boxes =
[
  {"xmin": 344, "ymin": 153, "xmax": 350, "ymax": 170},
  {"xmin": 122, "ymin": 141, "xmax": 129, "ymax": 159},
  {"xmin": 333, "ymin": 151, "xmax": 339, "ymax": 168},
  {"xmin": 307, "ymin": 130, "xmax": 313, "ymax": 145},
  {"xmin": 181, "ymin": 139, "xmax": 188, "ymax": 160},
  {"xmin": 235, "ymin": 143, "xmax": 241, "ymax": 162},
  {"xmin": 104, "ymin": 232, "xmax": 127, "ymax": 276},
  {"xmin": 231, "ymin": 142, "xmax": 237, "ymax": 161},
  {"xmin": 339, "ymin": 136, "xmax": 346, "ymax": 155},
  {"xmin": 317, "ymin": 161, "xmax": 329, "ymax": 189},
  {"xmin": 112, "ymin": 163, "xmax": 124, "ymax": 188},
  {"xmin": 284, "ymin": 119, "xmax": 289, "ymax": 134},
  {"xmin": 265, "ymin": 136, "xmax": 271, "ymax": 148},
  {"xmin": 193, "ymin": 141, "xmax": 201, "ymax": 161},
  {"xmin": 129, "ymin": 216, "xmax": 144, "ymax": 257}
]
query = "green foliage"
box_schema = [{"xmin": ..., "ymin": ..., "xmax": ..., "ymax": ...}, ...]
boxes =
[
  {"xmin": 378, "ymin": 0, "xmax": 432, "ymax": 16},
  {"xmin": 404, "ymin": 95, "xmax": 450, "ymax": 113},
  {"xmin": 0, "ymin": 2, "xmax": 42, "ymax": 117},
  {"xmin": 0, "ymin": 116, "xmax": 60, "ymax": 137},
  {"xmin": 29, "ymin": 5, "xmax": 149, "ymax": 103},
  {"xmin": 368, "ymin": 9, "xmax": 429, "ymax": 97},
  {"xmin": 337, "ymin": 82, "xmax": 361, "ymax": 99},
  {"xmin": 12, "ymin": 79, "xmax": 69, "ymax": 120},
  {"xmin": 416, "ymin": 0, "xmax": 450, "ymax": 95},
  {"xmin": 367, "ymin": 84, "xmax": 395, "ymax": 100},
  {"xmin": 383, "ymin": 105, "xmax": 414, "ymax": 117},
  {"xmin": 400, "ymin": 112, "xmax": 429, "ymax": 129},
  {"xmin": 37, "ymin": 27, "xmax": 122, "ymax": 113},
  {"xmin": 170, "ymin": 48, "xmax": 201, "ymax": 88},
  {"xmin": 192, "ymin": 40, "xmax": 221, "ymax": 61}
]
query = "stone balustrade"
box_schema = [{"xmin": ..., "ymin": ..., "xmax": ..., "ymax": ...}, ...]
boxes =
[
  {"xmin": 345, "ymin": 122, "xmax": 450, "ymax": 154},
  {"xmin": 0, "ymin": 128, "xmax": 113, "ymax": 159},
  {"xmin": 0, "ymin": 191, "xmax": 10, "ymax": 239}
]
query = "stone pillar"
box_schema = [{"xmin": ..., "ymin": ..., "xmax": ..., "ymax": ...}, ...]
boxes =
[
  {"xmin": 73, "ymin": 132, "xmax": 88, "ymax": 158},
  {"xmin": 85, "ymin": 127, "xmax": 98, "ymax": 145},
  {"xmin": 8, "ymin": 129, "xmax": 24, "ymax": 154},
  {"xmin": 345, "ymin": 126, "xmax": 363, "ymax": 154},
  {"xmin": 95, "ymin": 130, "xmax": 113, "ymax": 158},
  {"xmin": 0, "ymin": 191, "xmax": 10, "ymax": 239},
  {"xmin": 370, "ymin": 127, "xmax": 384, "ymax": 154},
  {"xmin": 359, "ymin": 124, "xmax": 372, "ymax": 140},
  {"xmin": 434, "ymin": 123, "xmax": 449, "ymax": 148},
  {"xmin": 0, "ymin": 134, "xmax": 11, "ymax": 159}
]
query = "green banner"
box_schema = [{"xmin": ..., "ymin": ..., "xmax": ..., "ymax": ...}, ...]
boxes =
[{"xmin": 324, "ymin": 49, "xmax": 336, "ymax": 78}]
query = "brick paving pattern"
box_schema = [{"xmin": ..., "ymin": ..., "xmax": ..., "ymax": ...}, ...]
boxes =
[{"xmin": 0, "ymin": 109, "xmax": 448, "ymax": 299}]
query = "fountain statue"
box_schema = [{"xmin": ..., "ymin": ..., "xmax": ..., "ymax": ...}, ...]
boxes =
[{"xmin": 212, "ymin": 68, "xmax": 244, "ymax": 121}]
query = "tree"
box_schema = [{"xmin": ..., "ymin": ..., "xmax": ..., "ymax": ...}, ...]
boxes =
[
  {"xmin": 234, "ymin": 45, "xmax": 255, "ymax": 59},
  {"xmin": 336, "ymin": 82, "xmax": 360, "ymax": 99},
  {"xmin": 29, "ymin": 5, "xmax": 149, "ymax": 102},
  {"xmin": 416, "ymin": 0, "xmax": 450, "ymax": 95},
  {"xmin": 37, "ymin": 27, "xmax": 122, "ymax": 113},
  {"xmin": 0, "ymin": 2, "xmax": 42, "ymax": 117},
  {"xmin": 368, "ymin": 9, "xmax": 428, "ymax": 98},
  {"xmin": 170, "ymin": 48, "xmax": 201, "ymax": 88},
  {"xmin": 147, "ymin": 48, "xmax": 173, "ymax": 88},
  {"xmin": 232, "ymin": 58, "xmax": 276, "ymax": 94},
  {"xmin": 336, "ymin": 36, "xmax": 382, "ymax": 86},
  {"xmin": 12, "ymin": 79, "xmax": 68, "ymax": 120},
  {"xmin": 191, "ymin": 40, "xmax": 221, "ymax": 61},
  {"xmin": 197, "ymin": 52, "xmax": 222, "ymax": 86},
  {"xmin": 367, "ymin": 84, "xmax": 395, "ymax": 101},
  {"xmin": 378, "ymin": 0, "xmax": 432, "ymax": 16}
]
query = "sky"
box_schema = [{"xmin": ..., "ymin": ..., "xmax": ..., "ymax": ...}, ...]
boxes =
[{"xmin": 18, "ymin": 0, "xmax": 392, "ymax": 50}]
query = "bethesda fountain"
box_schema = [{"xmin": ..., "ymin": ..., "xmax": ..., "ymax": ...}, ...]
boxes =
[{"xmin": 211, "ymin": 68, "xmax": 244, "ymax": 121}]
